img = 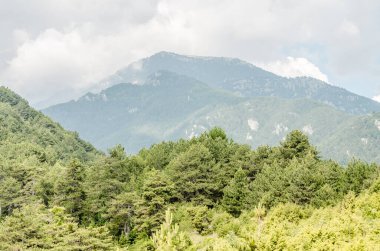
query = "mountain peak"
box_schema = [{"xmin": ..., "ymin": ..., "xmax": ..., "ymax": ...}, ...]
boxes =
[
  {"xmin": 98, "ymin": 52, "xmax": 380, "ymax": 115},
  {"xmin": 151, "ymin": 51, "xmax": 180, "ymax": 57},
  {"xmin": 147, "ymin": 51, "xmax": 201, "ymax": 63},
  {"xmin": 148, "ymin": 51, "xmax": 251, "ymax": 66},
  {"xmin": 144, "ymin": 70, "xmax": 206, "ymax": 88}
]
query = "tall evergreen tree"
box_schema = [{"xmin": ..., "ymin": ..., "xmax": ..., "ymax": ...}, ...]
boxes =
[
  {"xmin": 221, "ymin": 168, "xmax": 250, "ymax": 217},
  {"xmin": 107, "ymin": 192, "xmax": 140, "ymax": 239},
  {"xmin": 55, "ymin": 159, "xmax": 85, "ymax": 221},
  {"xmin": 167, "ymin": 143, "xmax": 220, "ymax": 206},
  {"xmin": 134, "ymin": 169, "xmax": 177, "ymax": 235},
  {"xmin": 280, "ymin": 130, "xmax": 318, "ymax": 160}
]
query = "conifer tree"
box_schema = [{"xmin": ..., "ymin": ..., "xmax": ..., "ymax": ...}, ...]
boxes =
[
  {"xmin": 221, "ymin": 168, "xmax": 250, "ymax": 217},
  {"xmin": 134, "ymin": 169, "xmax": 177, "ymax": 235},
  {"xmin": 167, "ymin": 143, "xmax": 220, "ymax": 205},
  {"xmin": 55, "ymin": 159, "xmax": 85, "ymax": 221},
  {"xmin": 280, "ymin": 130, "xmax": 318, "ymax": 160},
  {"xmin": 151, "ymin": 209, "xmax": 191, "ymax": 251}
]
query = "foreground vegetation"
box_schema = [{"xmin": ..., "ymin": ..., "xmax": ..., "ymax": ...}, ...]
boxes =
[{"xmin": 1, "ymin": 87, "xmax": 379, "ymax": 250}]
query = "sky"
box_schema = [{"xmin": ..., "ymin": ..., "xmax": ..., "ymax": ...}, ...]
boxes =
[{"xmin": 1, "ymin": 0, "xmax": 380, "ymax": 108}]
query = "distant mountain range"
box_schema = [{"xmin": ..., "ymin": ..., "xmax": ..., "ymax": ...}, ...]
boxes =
[
  {"xmin": 43, "ymin": 52, "xmax": 380, "ymax": 163},
  {"xmin": 103, "ymin": 52, "xmax": 380, "ymax": 115}
]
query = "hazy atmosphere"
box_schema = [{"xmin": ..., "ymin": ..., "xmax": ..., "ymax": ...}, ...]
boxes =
[
  {"xmin": 1, "ymin": 1, "xmax": 380, "ymax": 250},
  {"xmin": 1, "ymin": 0, "xmax": 380, "ymax": 108}
]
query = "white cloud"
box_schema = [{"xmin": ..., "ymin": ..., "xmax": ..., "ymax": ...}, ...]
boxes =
[
  {"xmin": 0, "ymin": 0, "xmax": 379, "ymax": 107},
  {"xmin": 373, "ymin": 95, "xmax": 380, "ymax": 103},
  {"xmin": 339, "ymin": 20, "xmax": 360, "ymax": 36},
  {"xmin": 1, "ymin": 28, "xmax": 130, "ymax": 107},
  {"xmin": 257, "ymin": 57, "xmax": 329, "ymax": 82}
]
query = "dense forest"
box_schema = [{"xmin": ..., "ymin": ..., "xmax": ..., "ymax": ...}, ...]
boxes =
[{"xmin": 1, "ymin": 86, "xmax": 380, "ymax": 250}]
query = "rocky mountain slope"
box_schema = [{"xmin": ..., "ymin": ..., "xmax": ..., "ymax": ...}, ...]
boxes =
[{"xmin": 43, "ymin": 64, "xmax": 380, "ymax": 163}]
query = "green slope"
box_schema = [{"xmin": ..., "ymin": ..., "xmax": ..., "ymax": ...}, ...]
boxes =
[
  {"xmin": 44, "ymin": 71, "xmax": 240, "ymax": 153},
  {"xmin": 0, "ymin": 86, "xmax": 99, "ymax": 163},
  {"xmin": 320, "ymin": 114, "xmax": 380, "ymax": 163},
  {"xmin": 43, "ymin": 72, "xmax": 380, "ymax": 163},
  {"xmin": 173, "ymin": 98, "xmax": 380, "ymax": 163}
]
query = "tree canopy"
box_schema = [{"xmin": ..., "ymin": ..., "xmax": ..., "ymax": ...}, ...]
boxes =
[{"xmin": 0, "ymin": 89, "xmax": 379, "ymax": 250}]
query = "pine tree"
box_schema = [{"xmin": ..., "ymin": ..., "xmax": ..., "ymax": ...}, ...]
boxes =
[
  {"xmin": 280, "ymin": 130, "xmax": 318, "ymax": 160},
  {"xmin": 0, "ymin": 203, "xmax": 115, "ymax": 250},
  {"xmin": 221, "ymin": 168, "xmax": 250, "ymax": 217},
  {"xmin": 134, "ymin": 169, "xmax": 178, "ymax": 235},
  {"xmin": 151, "ymin": 209, "xmax": 191, "ymax": 251},
  {"xmin": 167, "ymin": 143, "xmax": 220, "ymax": 205},
  {"xmin": 106, "ymin": 192, "xmax": 140, "ymax": 239},
  {"xmin": 55, "ymin": 159, "xmax": 86, "ymax": 221}
]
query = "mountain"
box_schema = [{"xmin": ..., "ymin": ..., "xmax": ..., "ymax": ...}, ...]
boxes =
[
  {"xmin": 176, "ymin": 98, "xmax": 380, "ymax": 163},
  {"xmin": 43, "ymin": 68, "xmax": 380, "ymax": 163},
  {"xmin": 102, "ymin": 51, "xmax": 380, "ymax": 115},
  {"xmin": 0, "ymin": 86, "xmax": 99, "ymax": 162},
  {"xmin": 44, "ymin": 71, "xmax": 240, "ymax": 153}
]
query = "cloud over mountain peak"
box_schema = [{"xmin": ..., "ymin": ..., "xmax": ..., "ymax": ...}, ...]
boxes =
[{"xmin": 257, "ymin": 57, "xmax": 329, "ymax": 83}]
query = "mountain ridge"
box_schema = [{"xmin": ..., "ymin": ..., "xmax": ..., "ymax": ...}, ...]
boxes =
[
  {"xmin": 96, "ymin": 51, "xmax": 380, "ymax": 115},
  {"xmin": 44, "ymin": 71, "xmax": 241, "ymax": 152},
  {"xmin": 42, "ymin": 68, "xmax": 380, "ymax": 163}
]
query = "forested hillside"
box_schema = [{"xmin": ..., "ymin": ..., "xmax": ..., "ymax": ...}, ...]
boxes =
[
  {"xmin": 44, "ymin": 70, "xmax": 380, "ymax": 163},
  {"xmin": 43, "ymin": 52, "xmax": 380, "ymax": 164},
  {"xmin": 1, "ymin": 87, "xmax": 380, "ymax": 250},
  {"xmin": 0, "ymin": 87, "xmax": 99, "ymax": 162}
]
